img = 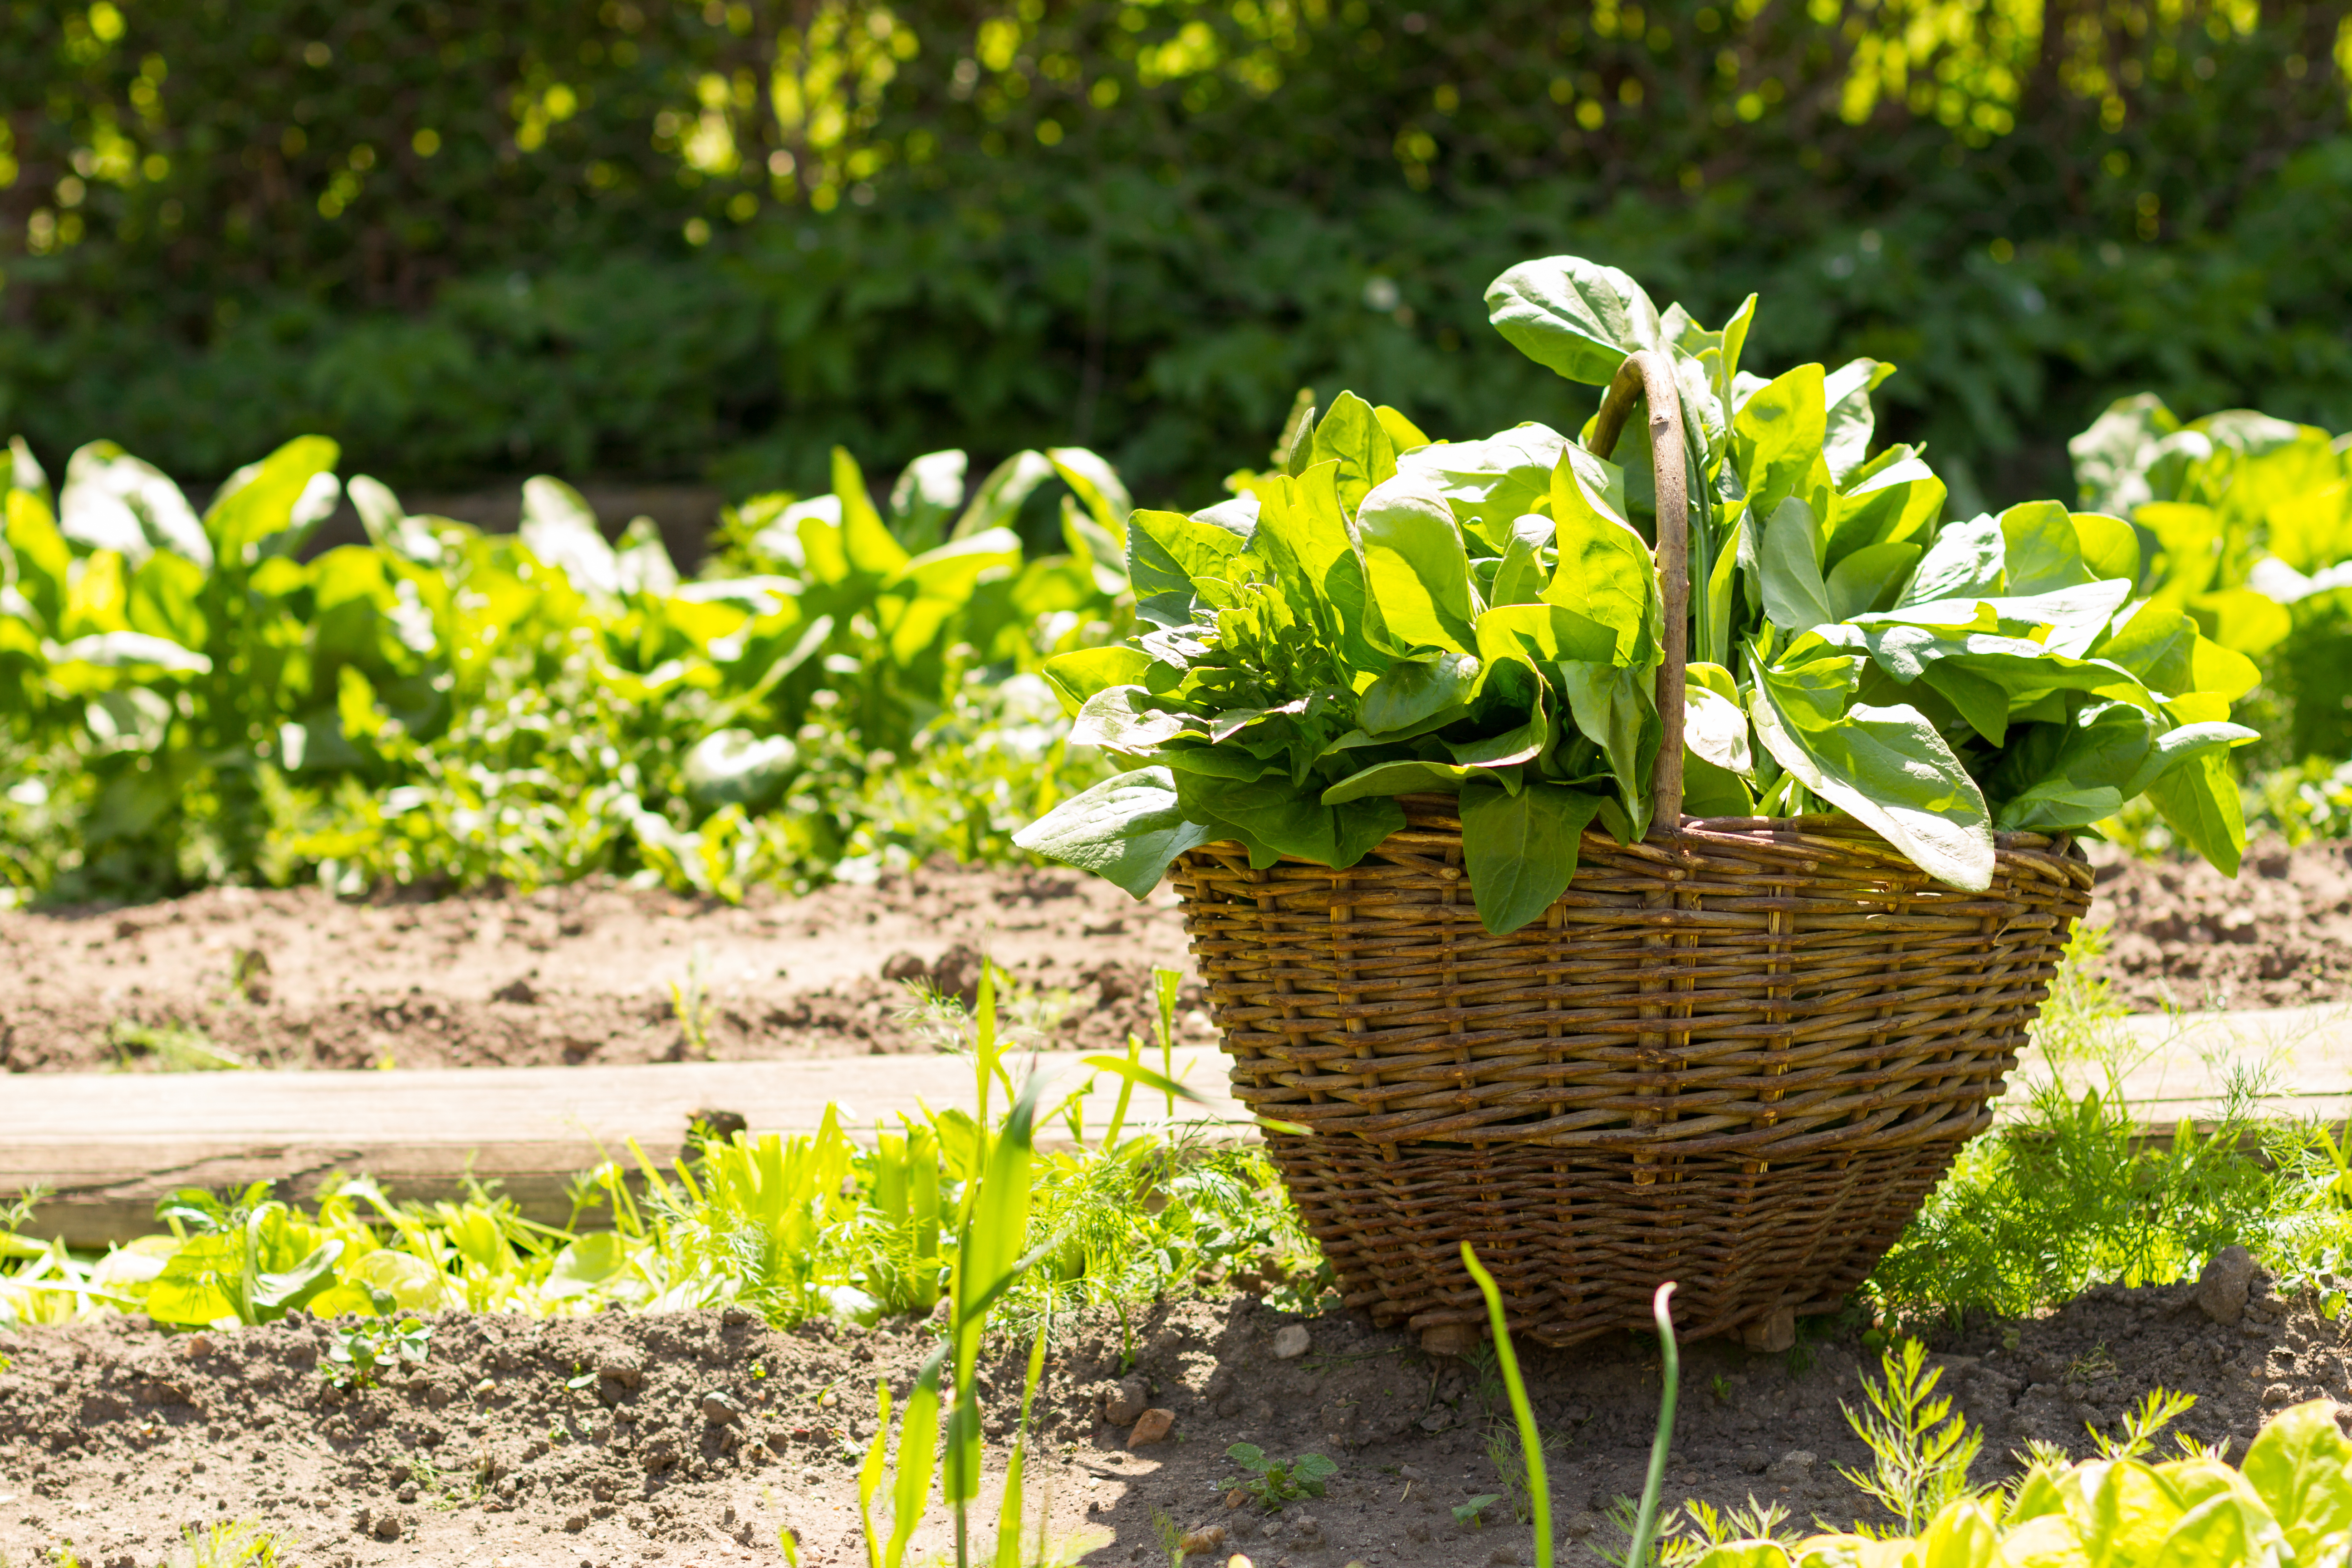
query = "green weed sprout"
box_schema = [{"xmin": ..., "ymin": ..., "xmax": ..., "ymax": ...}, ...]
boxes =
[
  {"xmin": 1461, "ymin": 1241, "xmax": 1552, "ymax": 1566},
  {"xmin": 159, "ymin": 1520, "xmax": 286, "ymax": 1568},
  {"xmin": 1836, "ymin": 1338, "xmax": 1984, "ymax": 1534},
  {"xmin": 2092, "ymin": 1387, "xmax": 2198, "ymax": 1462},
  {"xmin": 1217, "ymin": 1444, "xmax": 1337, "ymax": 1509},
  {"xmin": 1454, "ymin": 1494, "xmax": 1504, "ymax": 1529}
]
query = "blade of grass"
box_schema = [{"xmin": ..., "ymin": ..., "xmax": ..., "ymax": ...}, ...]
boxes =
[
  {"xmin": 1153, "ymin": 967, "xmax": 1181, "ymax": 1120},
  {"xmin": 1462, "ymin": 1242, "xmax": 1551, "ymax": 1568}
]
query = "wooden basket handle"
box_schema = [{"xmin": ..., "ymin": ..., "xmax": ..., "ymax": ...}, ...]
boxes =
[{"xmin": 1585, "ymin": 350, "xmax": 1688, "ymax": 835}]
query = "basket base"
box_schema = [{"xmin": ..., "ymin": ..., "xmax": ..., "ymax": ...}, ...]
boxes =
[{"xmin": 1269, "ymin": 1127, "xmax": 1978, "ymax": 1352}]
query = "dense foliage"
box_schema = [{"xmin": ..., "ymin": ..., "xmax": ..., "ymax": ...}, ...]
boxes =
[
  {"xmin": 2, "ymin": 2, "xmax": 2347, "ymax": 505},
  {"xmin": 0, "ymin": 430, "xmax": 1120, "ymax": 902},
  {"xmin": 1019, "ymin": 256, "xmax": 2264, "ymax": 930}
]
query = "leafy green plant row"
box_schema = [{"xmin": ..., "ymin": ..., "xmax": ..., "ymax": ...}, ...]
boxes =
[
  {"xmin": 0, "ymin": 966, "xmax": 1318, "ymax": 1338},
  {"xmin": 0, "ymin": 431, "xmax": 1129, "ymax": 902},
  {"xmin": 2069, "ymin": 393, "xmax": 2352, "ymax": 772},
  {"xmin": 1019, "ymin": 254, "xmax": 2268, "ymax": 932}
]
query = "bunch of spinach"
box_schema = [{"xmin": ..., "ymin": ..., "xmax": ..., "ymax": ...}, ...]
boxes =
[{"xmin": 1017, "ymin": 254, "xmax": 2263, "ymax": 933}]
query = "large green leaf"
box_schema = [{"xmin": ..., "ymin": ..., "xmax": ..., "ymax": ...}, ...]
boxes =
[
  {"xmin": 1760, "ymin": 497, "xmax": 1833, "ymax": 635},
  {"xmin": 1128, "ymin": 507, "xmax": 1247, "ymax": 628},
  {"xmin": 1047, "ymin": 446, "xmax": 1132, "ymax": 540},
  {"xmin": 59, "ymin": 441, "xmax": 210, "ymax": 567},
  {"xmin": 1359, "ymin": 651, "xmax": 1480, "ymax": 735},
  {"xmin": 1305, "ymin": 391, "xmax": 1400, "ymax": 514},
  {"xmin": 1012, "ymin": 767, "xmax": 1213, "ymax": 897},
  {"xmin": 1320, "ymin": 758, "xmax": 1485, "ymax": 804},
  {"xmin": 954, "ymin": 449, "xmax": 1058, "ymax": 539},
  {"xmin": 1999, "ymin": 500, "xmax": 2091, "ymax": 595},
  {"xmin": 1752, "ymin": 654, "xmax": 1994, "ymax": 891},
  {"xmin": 1356, "ymin": 476, "xmax": 1477, "ymax": 654},
  {"xmin": 2121, "ymin": 720, "xmax": 2258, "ymax": 798},
  {"xmin": 887, "ymin": 448, "xmax": 967, "ymax": 549},
  {"xmin": 1254, "ymin": 463, "xmax": 1376, "ymax": 665},
  {"xmin": 1821, "ymin": 358, "xmax": 1894, "ymax": 485},
  {"xmin": 1176, "ymin": 772, "xmax": 1404, "ymax": 869},
  {"xmin": 1459, "ymin": 780, "xmax": 1608, "ymax": 935},
  {"xmin": 1485, "ymin": 256, "xmax": 1661, "ymax": 386},
  {"xmin": 207, "ymin": 436, "xmax": 341, "ymax": 565},
  {"xmin": 519, "ymin": 476, "xmax": 620, "ymax": 596},
  {"xmin": 2094, "ymin": 602, "xmax": 2261, "ymax": 700},
  {"xmin": 1069, "ymin": 687, "xmax": 1198, "ymax": 754},
  {"xmin": 1900, "ymin": 513, "xmax": 2005, "ymax": 606},
  {"xmin": 125, "ymin": 549, "xmax": 210, "ymax": 649},
  {"xmin": 1732, "ymin": 365, "xmax": 1828, "ymax": 526},
  {"xmin": 1474, "ymin": 602, "xmax": 1618, "ymax": 670},
  {"xmin": 1542, "ymin": 472, "xmax": 1654, "ymax": 665},
  {"xmin": 1555, "ymin": 659, "xmax": 1656, "ymax": 838},
  {"xmin": 2240, "ymin": 1400, "xmax": 2352, "ymax": 1567},
  {"xmin": 1041, "ymin": 645, "xmax": 1152, "ymax": 715},
  {"xmin": 1394, "ymin": 422, "xmax": 1570, "ymax": 554},
  {"xmin": 834, "ymin": 447, "xmax": 911, "ymax": 578},
  {"xmin": 2148, "ymin": 748, "xmax": 2247, "ymax": 874},
  {"xmin": 1823, "ymin": 455, "xmax": 1944, "ymax": 567},
  {"xmin": 1824, "ymin": 541, "xmax": 1923, "ymax": 621}
]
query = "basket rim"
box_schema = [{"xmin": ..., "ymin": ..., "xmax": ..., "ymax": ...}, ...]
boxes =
[{"xmin": 1177, "ymin": 793, "xmax": 2089, "ymax": 887}]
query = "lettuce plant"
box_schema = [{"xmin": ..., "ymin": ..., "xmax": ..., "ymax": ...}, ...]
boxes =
[{"xmin": 1017, "ymin": 255, "xmax": 2264, "ymax": 931}]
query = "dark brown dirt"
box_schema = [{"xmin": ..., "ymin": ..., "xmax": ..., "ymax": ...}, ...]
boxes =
[
  {"xmin": 2088, "ymin": 838, "xmax": 2352, "ymax": 1012},
  {"xmin": 0, "ymin": 1267, "xmax": 2333, "ymax": 1566},
  {"xmin": 4, "ymin": 837, "xmax": 2345, "ymax": 1081},
  {"xmin": 0, "ymin": 866, "xmax": 1203, "ymax": 1076}
]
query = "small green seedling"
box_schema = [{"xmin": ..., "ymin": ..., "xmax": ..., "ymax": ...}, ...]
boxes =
[
  {"xmin": 1454, "ymin": 1494, "xmax": 1504, "ymax": 1529},
  {"xmin": 1217, "ymin": 1444, "xmax": 1337, "ymax": 1510},
  {"xmin": 564, "ymin": 1361, "xmax": 597, "ymax": 1392},
  {"xmin": 1711, "ymin": 1373, "xmax": 1733, "ymax": 1403},
  {"xmin": 323, "ymin": 1290, "xmax": 432, "ymax": 1390}
]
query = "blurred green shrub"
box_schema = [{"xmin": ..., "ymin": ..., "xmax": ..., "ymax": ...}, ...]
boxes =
[{"xmin": 1, "ymin": 2, "xmax": 2345, "ymax": 505}]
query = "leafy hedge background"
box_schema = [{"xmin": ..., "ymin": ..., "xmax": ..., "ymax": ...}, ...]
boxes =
[{"xmin": 4, "ymin": 0, "xmax": 2348, "ymax": 514}]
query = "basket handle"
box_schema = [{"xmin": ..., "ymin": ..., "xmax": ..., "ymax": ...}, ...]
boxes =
[{"xmin": 1585, "ymin": 350, "xmax": 1688, "ymax": 835}]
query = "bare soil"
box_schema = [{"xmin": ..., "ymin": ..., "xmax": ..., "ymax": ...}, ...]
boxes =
[
  {"xmin": 0, "ymin": 1265, "xmax": 2330, "ymax": 1567},
  {"xmin": 0, "ymin": 867, "xmax": 1201, "ymax": 1075},
  {"xmin": 2088, "ymin": 838, "xmax": 2352, "ymax": 1012},
  {"xmin": 3, "ymin": 838, "xmax": 2345, "ymax": 1079}
]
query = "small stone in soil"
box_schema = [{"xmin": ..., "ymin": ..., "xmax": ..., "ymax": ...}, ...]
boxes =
[
  {"xmin": 2196, "ymin": 1247, "xmax": 2256, "ymax": 1325},
  {"xmin": 1105, "ymin": 1375, "xmax": 1150, "ymax": 1426},
  {"xmin": 1764, "ymin": 1450, "xmax": 1816, "ymax": 1485},
  {"xmin": 1178, "ymin": 1524, "xmax": 1227, "ymax": 1556},
  {"xmin": 1129, "ymin": 1407, "xmax": 1176, "ymax": 1447},
  {"xmin": 1272, "ymin": 1325, "xmax": 1311, "ymax": 1360}
]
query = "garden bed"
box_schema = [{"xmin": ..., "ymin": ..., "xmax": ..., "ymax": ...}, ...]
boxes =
[
  {"xmin": 0, "ymin": 1267, "xmax": 2322, "ymax": 1567},
  {"xmin": 0, "ymin": 864, "xmax": 1203, "ymax": 1075},
  {"xmin": 2, "ymin": 843, "xmax": 2346, "ymax": 1078}
]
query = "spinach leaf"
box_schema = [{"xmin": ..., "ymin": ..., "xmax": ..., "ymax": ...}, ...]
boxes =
[
  {"xmin": 1459, "ymin": 780, "xmax": 1609, "ymax": 935},
  {"xmin": 1760, "ymin": 496, "xmax": 1833, "ymax": 636},
  {"xmin": 1752, "ymin": 653, "xmax": 1995, "ymax": 891},
  {"xmin": 1485, "ymin": 257, "xmax": 1662, "ymax": 386},
  {"xmin": 1012, "ymin": 768, "xmax": 1215, "ymax": 899},
  {"xmin": 1357, "ymin": 476, "xmax": 1479, "ymax": 654}
]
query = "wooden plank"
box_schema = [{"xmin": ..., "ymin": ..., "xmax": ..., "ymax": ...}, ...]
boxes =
[
  {"xmin": 2011, "ymin": 1001, "xmax": 2352, "ymax": 1130},
  {"xmin": 15, "ymin": 1001, "xmax": 2351, "ymax": 1250},
  {"xmin": 6, "ymin": 1049, "xmax": 1249, "ymax": 1249}
]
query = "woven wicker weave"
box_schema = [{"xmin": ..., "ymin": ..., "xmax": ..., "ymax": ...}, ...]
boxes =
[
  {"xmin": 1169, "ymin": 352, "xmax": 2094, "ymax": 1348},
  {"xmin": 1171, "ymin": 807, "xmax": 2090, "ymax": 1348}
]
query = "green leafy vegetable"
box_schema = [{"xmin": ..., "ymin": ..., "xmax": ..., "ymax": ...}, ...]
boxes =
[{"xmin": 1018, "ymin": 253, "xmax": 2264, "ymax": 933}]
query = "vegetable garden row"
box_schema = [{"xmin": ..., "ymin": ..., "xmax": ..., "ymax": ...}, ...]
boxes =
[{"xmin": 5, "ymin": 254, "xmax": 2352, "ymax": 1567}]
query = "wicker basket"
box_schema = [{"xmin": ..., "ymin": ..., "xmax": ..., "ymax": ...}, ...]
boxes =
[{"xmin": 1170, "ymin": 352, "xmax": 2095, "ymax": 1350}]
